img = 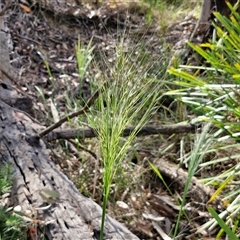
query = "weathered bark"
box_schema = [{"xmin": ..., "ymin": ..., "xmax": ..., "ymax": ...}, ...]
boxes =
[{"xmin": 0, "ymin": 90, "xmax": 139, "ymax": 239}]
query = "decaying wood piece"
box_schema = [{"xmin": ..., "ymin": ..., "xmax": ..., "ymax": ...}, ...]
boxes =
[
  {"xmin": 45, "ymin": 124, "xmax": 197, "ymax": 141},
  {"xmin": 153, "ymin": 158, "xmax": 215, "ymax": 204},
  {"xmin": 0, "ymin": 97, "xmax": 139, "ymax": 240}
]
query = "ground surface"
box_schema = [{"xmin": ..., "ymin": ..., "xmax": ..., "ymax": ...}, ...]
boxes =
[{"xmin": 4, "ymin": 1, "xmax": 220, "ymax": 239}]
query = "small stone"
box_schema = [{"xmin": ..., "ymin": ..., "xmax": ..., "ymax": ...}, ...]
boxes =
[{"xmin": 116, "ymin": 201, "xmax": 129, "ymax": 209}]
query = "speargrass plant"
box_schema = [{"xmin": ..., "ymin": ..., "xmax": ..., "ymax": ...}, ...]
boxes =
[
  {"xmin": 168, "ymin": 1, "xmax": 240, "ymax": 237},
  {"xmin": 84, "ymin": 37, "xmax": 166, "ymax": 239}
]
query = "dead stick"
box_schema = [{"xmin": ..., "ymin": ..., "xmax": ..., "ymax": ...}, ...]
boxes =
[{"xmin": 45, "ymin": 123, "xmax": 198, "ymax": 141}]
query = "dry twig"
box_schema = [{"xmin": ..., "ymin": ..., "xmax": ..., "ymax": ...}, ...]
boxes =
[{"xmin": 45, "ymin": 123, "xmax": 198, "ymax": 141}]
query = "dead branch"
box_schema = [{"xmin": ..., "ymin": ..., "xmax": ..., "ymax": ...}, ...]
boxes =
[{"xmin": 45, "ymin": 123, "xmax": 198, "ymax": 141}]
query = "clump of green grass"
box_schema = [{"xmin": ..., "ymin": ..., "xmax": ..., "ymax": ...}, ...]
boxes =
[
  {"xmin": 75, "ymin": 36, "xmax": 95, "ymax": 80},
  {"xmin": 0, "ymin": 163, "xmax": 27, "ymax": 240},
  {"xmin": 0, "ymin": 163, "xmax": 13, "ymax": 195},
  {"xmin": 74, "ymin": 27, "xmax": 172, "ymax": 238}
]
